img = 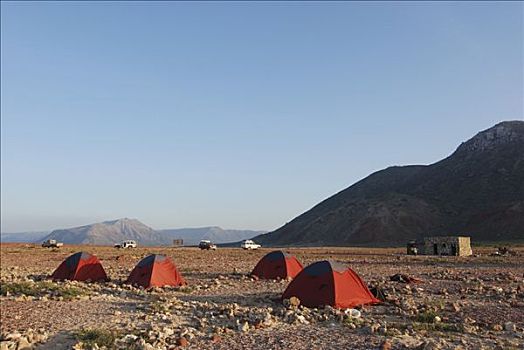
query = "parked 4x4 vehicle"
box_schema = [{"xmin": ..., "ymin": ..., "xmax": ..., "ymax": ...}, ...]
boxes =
[
  {"xmin": 42, "ymin": 239, "xmax": 63, "ymax": 248},
  {"xmin": 114, "ymin": 240, "xmax": 137, "ymax": 249},
  {"xmin": 199, "ymin": 240, "xmax": 217, "ymax": 250},
  {"xmin": 241, "ymin": 240, "xmax": 261, "ymax": 250}
]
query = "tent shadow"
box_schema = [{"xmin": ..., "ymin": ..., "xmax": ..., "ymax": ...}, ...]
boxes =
[{"xmin": 27, "ymin": 273, "xmax": 49, "ymax": 281}]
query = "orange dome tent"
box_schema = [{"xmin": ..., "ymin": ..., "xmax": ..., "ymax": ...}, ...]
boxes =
[
  {"xmin": 51, "ymin": 252, "xmax": 108, "ymax": 282},
  {"xmin": 126, "ymin": 254, "xmax": 185, "ymax": 288},
  {"xmin": 251, "ymin": 251, "xmax": 303, "ymax": 280},
  {"xmin": 282, "ymin": 260, "xmax": 379, "ymax": 308}
]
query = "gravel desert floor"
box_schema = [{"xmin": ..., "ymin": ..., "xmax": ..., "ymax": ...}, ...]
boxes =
[{"xmin": 1, "ymin": 244, "xmax": 523, "ymax": 350}]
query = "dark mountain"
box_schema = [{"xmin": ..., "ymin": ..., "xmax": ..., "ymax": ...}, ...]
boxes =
[
  {"xmin": 158, "ymin": 227, "xmax": 266, "ymax": 246},
  {"xmin": 255, "ymin": 121, "xmax": 524, "ymax": 246}
]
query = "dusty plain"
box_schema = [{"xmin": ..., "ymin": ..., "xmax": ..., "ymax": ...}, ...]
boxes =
[{"xmin": 1, "ymin": 244, "xmax": 523, "ymax": 349}]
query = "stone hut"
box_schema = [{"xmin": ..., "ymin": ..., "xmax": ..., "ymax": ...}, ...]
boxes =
[
  {"xmin": 419, "ymin": 236, "xmax": 472, "ymax": 256},
  {"xmin": 172, "ymin": 239, "xmax": 184, "ymax": 247}
]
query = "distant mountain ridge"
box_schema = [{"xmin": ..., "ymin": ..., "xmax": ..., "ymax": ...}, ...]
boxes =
[
  {"xmin": 1, "ymin": 231, "xmax": 49, "ymax": 243},
  {"xmin": 32, "ymin": 219, "xmax": 264, "ymax": 246},
  {"xmin": 41, "ymin": 218, "xmax": 164, "ymax": 246},
  {"xmin": 254, "ymin": 121, "xmax": 524, "ymax": 246}
]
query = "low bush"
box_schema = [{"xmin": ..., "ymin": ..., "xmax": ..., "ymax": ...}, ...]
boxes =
[
  {"xmin": 1, "ymin": 281, "xmax": 39, "ymax": 296},
  {"xmin": 412, "ymin": 322, "xmax": 462, "ymax": 332},
  {"xmin": 414, "ymin": 310, "xmax": 439, "ymax": 323},
  {"xmin": 75, "ymin": 328, "xmax": 119, "ymax": 349},
  {"xmin": 0, "ymin": 281, "xmax": 89, "ymax": 300}
]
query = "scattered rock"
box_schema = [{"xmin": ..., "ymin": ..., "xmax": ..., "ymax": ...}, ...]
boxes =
[
  {"xmin": 211, "ymin": 334, "xmax": 221, "ymax": 343},
  {"xmin": 504, "ymin": 322, "xmax": 516, "ymax": 332},
  {"xmin": 5, "ymin": 333, "xmax": 21, "ymax": 341},
  {"xmin": 238, "ymin": 321, "xmax": 249, "ymax": 332},
  {"xmin": 16, "ymin": 337, "xmax": 31, "ymax": 350},
  {"xmin": 492, "ymin": 324, "xmax": 503, "ymax": 331},
  {"xmin": 176, "ymin": 337, "xmax": 189, "ymax": 347},
  {"xmin": 345, "ymin": 309, "xmax": 361, "ymax": 319},
  {"xmin": 286, "ymin": 296, "xmax": 300, "ymax": 308},
  {"xmin": 418, "ymin": 339, "xmax": 443, "ymax": 350},
  {"xmin": 380, "ymin": 340, "xmax": 392, "ymax": 350},
  {"xmin": 368, "ymin": 323, "xmax": 381, "ymax": 334}
]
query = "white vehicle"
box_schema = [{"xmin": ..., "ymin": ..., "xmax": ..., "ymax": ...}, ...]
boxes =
[
  {"xmin": 241, "ymin": 240, "xmax": 261, "ymax": 250},
  {"xmin": 42, "ymin": 239, "xmax": 63, "ymax": 248},
  {"xmin": 199, "ymin": 240, "xmax": 217, "ymax": 250},
  {"xmin": 114, "ymin": 240, "xmax": 137, "ymax": 249}
]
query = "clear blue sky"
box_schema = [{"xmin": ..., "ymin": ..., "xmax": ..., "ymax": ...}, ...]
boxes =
[{"xmin": 1, "ymin": 1, "xmax": 522, "ymax": 232}]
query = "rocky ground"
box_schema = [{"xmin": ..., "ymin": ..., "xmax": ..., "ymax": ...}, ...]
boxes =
[{"xmin": 1, "ymin": 244, "xmax": 523, "ymax": 350}]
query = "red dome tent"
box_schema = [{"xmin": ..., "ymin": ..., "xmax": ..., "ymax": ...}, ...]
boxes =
[
  {"xmin": 126, "ymin": 254, "xmax": 186, "ymax": 289},
  {"xmin": 51, "ymin": 252, "xmax": 108, "ymax": 282},
  {"xmin": 282, "ymin": 260, "xmax": 379, "ymax": 308},
  {"xmin": 251, "ymin": 251, "xmax": 303, "ymax": 280}
]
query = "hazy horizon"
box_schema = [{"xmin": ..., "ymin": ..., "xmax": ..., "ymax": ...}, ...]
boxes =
[
  {"xmin": 0, "ymin": 218, "xmax": 269, "ymax": 234},
  {"xmin": 1, "ymin": 2, "xmax": 523, "ymax": 232}
]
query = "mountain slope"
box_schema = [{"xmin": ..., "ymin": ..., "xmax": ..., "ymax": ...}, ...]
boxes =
[
  {"xmin": 158, "ymin": 227, "xmax": 266, "ymax": 246},
  {"xmin": 255, "ymin": 121, "xmax": 524, "ymax": 246},
  {"xmin": 41, "ymin": 218, "xmax": 164, "ymax": 246}
]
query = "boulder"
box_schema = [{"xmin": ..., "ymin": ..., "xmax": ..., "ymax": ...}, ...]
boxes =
[{"xmin": 175, "ymin": 337, "xmax": 188, "ymax": 347}]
